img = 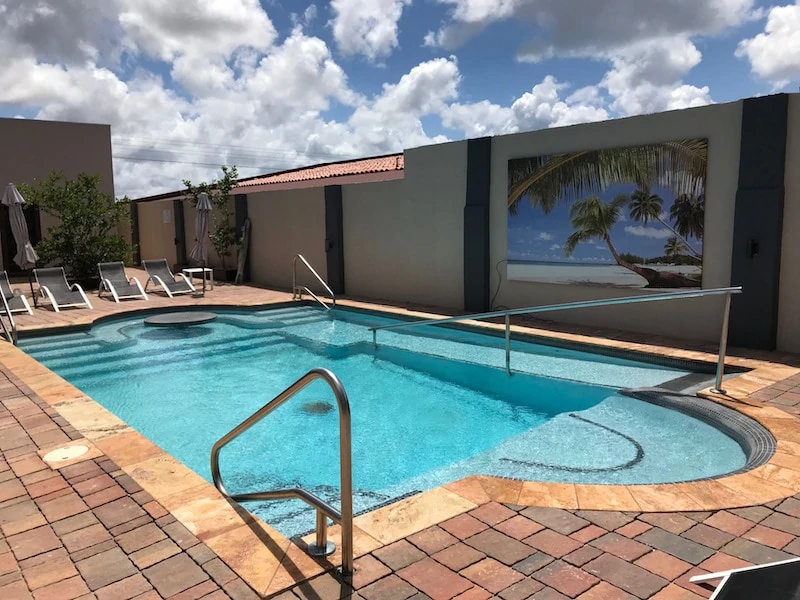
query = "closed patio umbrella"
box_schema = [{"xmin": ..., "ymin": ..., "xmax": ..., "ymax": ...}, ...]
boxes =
[
  {"xmin": 2, "ymin": 184, "xmax": 39, "ymax": 270},
  {"xmin": 188, "ymin": 192, "xmax": 212, "ymax": 295}
]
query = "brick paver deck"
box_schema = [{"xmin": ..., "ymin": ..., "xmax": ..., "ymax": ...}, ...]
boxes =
[
  {"xmin": 0, "ymin": 367, "xmax": 259, "ymax": 600},
  {"xmin": 2, "ymin": 278, "xmax": 800, "ymax": 598}
]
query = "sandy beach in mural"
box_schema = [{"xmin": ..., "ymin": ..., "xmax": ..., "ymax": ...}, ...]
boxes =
[{"xmin": 508, "ymin": 261, "xmax": 703, "ymax": 287}]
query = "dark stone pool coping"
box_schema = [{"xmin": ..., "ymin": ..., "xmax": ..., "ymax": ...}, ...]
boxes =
[{"xmin": 621, "ymin": 387, "xmax": 776, "ymax": 480}]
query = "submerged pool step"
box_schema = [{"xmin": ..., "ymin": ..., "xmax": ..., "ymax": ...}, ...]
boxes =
[
  {"xmin": 53, "ymin": 336, "xmax": 294, "ymax": 382},
  {"xmin": 37, "ymin": 329, "xmax": 287, "ymax": 374},
  {"xmin": 62, "ymin": 340, "xmax": 302, "ymax": 388}
]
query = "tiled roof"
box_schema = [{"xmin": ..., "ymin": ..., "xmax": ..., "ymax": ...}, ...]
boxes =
[{"xmin": 238, "ymin": 153, "xmax": 404, "ymax": 187}]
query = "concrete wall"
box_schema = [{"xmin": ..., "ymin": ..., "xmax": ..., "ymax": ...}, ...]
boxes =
[
  {"xmin": 137, "ymin": 199, "xmax": 177, "ymax": 266},
  {"xmin": 0, "ymin": 118, "xmax": 114, "ymax": 267},
  {"xmin": 246, "ymin": 187, "xmax": 327, "ymax": 290},
  {"xmin": 778, "ymin": 95, "xmax": 800, "ymax": 353},
  {"xmin": 342, "ymin": 141, "xmax": 467, "ymax": 309},
  {"xmin": 490, "ymin": 101, "xmax": 743, "ymax": 341}
]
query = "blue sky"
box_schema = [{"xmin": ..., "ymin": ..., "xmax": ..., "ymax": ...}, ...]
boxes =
[
  {"xmin": 0, "ymin": 0, "xmax": 797, "ymax": 197},
  {"xmin": 508, "ymin": 183, "xmax": 704, "ymax": 263}
]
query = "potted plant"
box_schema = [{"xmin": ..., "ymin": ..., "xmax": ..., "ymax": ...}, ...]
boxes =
[
  {"xmin": 183, "ymin": 166, "xmax": 240, "ymax": 281},
  {"xmin": 21, "ymin": 171, "xmax": 133, "ymax": 289}
]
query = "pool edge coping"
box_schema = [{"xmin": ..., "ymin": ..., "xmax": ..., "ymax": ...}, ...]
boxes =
[{"xmin": 5, "ymin": 296, "xmax": 800, "ymax": 595}]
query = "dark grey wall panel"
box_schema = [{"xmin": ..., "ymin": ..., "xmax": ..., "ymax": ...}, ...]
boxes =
[
  {"xmin": 130, "ymin": 202, "xmax": 140, "ymax": 265},
  {"xmin": 464, "ymin": 137, "xmax": 492, "ymax": 312},
  {"xmin": 729, "ymin": 94, "xmax": 789, "ymax": 350},
  {"xmin": 324, "ymin": 186, "xmax": 345, "ymax": 294},
  {"xmin": 173, "ymin": 199, "xmax": 186, "ymax": 266},
  {"xmin": 234, "ymin": 194, "xmax": 250, "ymax": 282}
]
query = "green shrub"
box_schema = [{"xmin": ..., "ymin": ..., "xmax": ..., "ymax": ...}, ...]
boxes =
[{"xmin": 21, "ymin": 171, "xmax": 133, "ymax": 280}]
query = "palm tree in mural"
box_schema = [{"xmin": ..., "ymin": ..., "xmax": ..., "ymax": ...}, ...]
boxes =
[
  {"xmin": 671, "ymin": 193, "xmax": 705, "ymax": 242},
  {"xmin": 627, "ymin": 186, "xmax": 702, "ymax": 259},
  {"xmin": 565, "ymin": 195, "xmax": 699, "ymax": 288},
  {"xmin": 664, "ymin": 236, "xmax": 689, "ymax": 260},
  {"xmin": 507, "ymin": 139, "xmax": 708, "ymax": 215}
]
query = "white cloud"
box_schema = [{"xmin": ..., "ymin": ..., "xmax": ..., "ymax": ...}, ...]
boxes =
[
  {"xmin": 330, "ymin": 0, "xmax": 412, "ymax": 61},
  {"xmin": 600, "ymin": 37, "xmax": 712, "ymax": 115},
  {"xmin": 428, "ymin": 0, "xmax": 757, "ymax": 57},
  {"xmin": 441, "ymin": 76, "xmax": 609, "ymax": 136},
  {"xmin": 428, "ymin": 0, "xmax": 752, "ymax": 116},
  {"xmin": 549, "ymin": 243, "xmax": 561, "ymax": 250},
  {"xmin": 624, "ymin": 226, "xmax": 673, "ymax": 239},
  {"xmin": 119, "ymin": 0, "xmax": 277, "ymax": 62},
  {"xmin": 737, "ymin": 2, "xmax": 800, "ymax": 88},
  {"xmin": 537, "ymin": 232, "xmax": 554, "ymax": 241}
]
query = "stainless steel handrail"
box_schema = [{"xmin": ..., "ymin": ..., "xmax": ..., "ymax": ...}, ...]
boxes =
[
  {"xmin": 370, "ymin": 286, "xmax": 742, "ymax": 395},
  {"xmin": 293, "ymin": 254, "xmax": 336, "ymax": 310},
  {"xmin": 0, "ymin": 293, "xmax": 18, "ymax": 345},
  {"xmin": 210, "ymin": 368, "xmax": 353, "ymax": 575}
]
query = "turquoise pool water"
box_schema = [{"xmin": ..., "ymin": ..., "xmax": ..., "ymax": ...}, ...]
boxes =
[{"xmin": 20, "ymin": 306, "xmax": 747, "ymax": 537}]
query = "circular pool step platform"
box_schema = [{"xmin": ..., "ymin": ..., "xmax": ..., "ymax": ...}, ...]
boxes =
[{"xmin": 144, "ymin": 312, "xmax": 218, "ymax": 327}]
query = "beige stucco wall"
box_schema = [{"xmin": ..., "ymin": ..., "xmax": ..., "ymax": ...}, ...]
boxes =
[
  {"xmin": 137, "ymin": 199, "xmax": 177, "ymax": 267},
  {"xmin": 342, "ymin": 141, "xmax": 467, "ymax": 309},
  {"xmin": 0, "ymin": 118, "xmax": 114, "ymax": 267},
  {"xmin": 246, "ymin": 187, "xmax": 327, "ymax": 290},
  {"xmin": 491, "ymin": 100, "xmax": 743, "ymax": 341},
  {"xmin": 778, "ymin": 95, "xmax": 800, "ymax": 352}
]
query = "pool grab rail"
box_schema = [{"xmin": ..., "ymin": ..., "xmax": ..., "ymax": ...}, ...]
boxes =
[
  {"xmin": 210, "ymin": 368, "xmax": 353, "ymax": 575},
  {"xmin": 293, "ymin": 254, "xmax": 336, "ymax": 310},
  {"xmin": 0, "ymin": 292, "xmax": 17, "ymax": 345},
  {"xmin": 370, "ymin": 286, "xmax": 742, "ymax": 395}
]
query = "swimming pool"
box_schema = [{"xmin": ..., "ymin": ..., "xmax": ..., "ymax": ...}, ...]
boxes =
[{"xmin": 21, "ymin": 305, "xmax": 756, "ymax": 537}]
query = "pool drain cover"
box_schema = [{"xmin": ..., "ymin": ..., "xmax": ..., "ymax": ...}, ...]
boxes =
[
  {"xmin": 43, "ymin": 445, "xmax": 89, "ymax": 463},
  {"xmin": 301, "ymin": 401, "xmax": 334, "ymax": 415}
]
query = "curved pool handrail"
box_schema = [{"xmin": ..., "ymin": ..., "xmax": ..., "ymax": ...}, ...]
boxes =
[
  {"xmin": 292, "ymin": 254, "xmax": 336, "ymax": 310},
  {"xmin": 210, "ymin": 367, "xmax": 353, "ymax": 575},
  {"xmin": 369, "ymin": 286, "xmax": 743, "ymax": 394}
]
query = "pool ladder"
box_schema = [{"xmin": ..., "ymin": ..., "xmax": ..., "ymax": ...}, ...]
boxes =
[
  {"xmin": 0, "ymin": 292, "xmax": 18, "ymax": 345},
  {"xmin": 292, "ymin": 254, "xmax": 336, "ymax": 310},
  {"xmin": 210, "ymin": 368, "xmax": 353, "ymax": 575}
]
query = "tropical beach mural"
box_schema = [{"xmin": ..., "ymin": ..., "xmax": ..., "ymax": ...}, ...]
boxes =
[{"xmin": 507, "ymin": 139, "xmax": 707, "ymax": 288}]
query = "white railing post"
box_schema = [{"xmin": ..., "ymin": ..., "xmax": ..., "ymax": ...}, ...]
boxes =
[
  {"xmin": 711, "ymin": 292, "xmax": 732, "ymax": 395},
  {"xmin": 505, "ymin": 314, "xmax": 511, "ymax": 375}
]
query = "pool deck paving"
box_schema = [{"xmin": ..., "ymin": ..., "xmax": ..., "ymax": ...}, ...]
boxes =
[{"xmin": 3, "ymin": 273, "xmax": 800, "ymax": 598}]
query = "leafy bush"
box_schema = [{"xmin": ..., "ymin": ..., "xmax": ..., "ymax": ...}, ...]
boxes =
[
  {"xmin": 183, "ymin": 166, "xmax": 239, "ymax": 270},
  {"xmin": 21, "ymin": 172, "xmax": 133, "ymax": 280}
]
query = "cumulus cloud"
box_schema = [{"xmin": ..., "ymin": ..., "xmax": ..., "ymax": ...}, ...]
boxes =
[
  {"xmin": 600, "ymin": 38, "xmax": 712, "ymax": 115},
  {"xmin": 427, "ymin": 0, "xmax": 757, "ymax": 56},
  {"xmin": 441, "ymin": 76, "xmax": 609, "ymax": 136},
  {"xmin": 624, "ymin": 226, "xmax": 673, "ymax": 239},
  {"xmin": 537, "ymin": 232, "xmax": 554, "ymax": 241},
  {"xmin": 427, "ymin": 0, "xmax": 750, "ymax": 115},
  {"xmin": 737, "ymin": 2, "xmax": 800, "ymax": 88},
  {"xmin": 330, "ymin": 0, "xmax": 412, "ymax": 61}
]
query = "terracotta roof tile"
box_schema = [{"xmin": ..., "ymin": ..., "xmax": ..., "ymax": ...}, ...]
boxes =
[{"xmin": 238, "ymin": 154, "xmax": 404, "ymax": 187}]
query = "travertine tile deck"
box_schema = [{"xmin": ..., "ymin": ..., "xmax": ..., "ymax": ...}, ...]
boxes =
[{"xmin": 3, "ymin": 276, "xmax": 800, "ymax": 598}]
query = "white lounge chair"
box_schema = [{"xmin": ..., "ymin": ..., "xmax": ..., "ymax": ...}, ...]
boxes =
[
  {"xmin": 34, "ymin": 267, "xmax": 93, "ymax": 312},
  {"xmin": 0, "ymin": 271, "xmax": 33, "ymax": 315},
  {"xmin": 98, "ymin": 262, "xmax": 148, "ymax": 303},
  {"xmin": 142, "ymin": 259, "xmax": 195, "ymax": 298}
]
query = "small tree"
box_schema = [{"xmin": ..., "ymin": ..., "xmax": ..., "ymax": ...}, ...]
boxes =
[
  {"xmin": 21, "ymin": 171, "xmax": 133, "ymax": 280},
  {"xmin": 183, "ymin": 166, "xmax": 239, "ymax": 270}
]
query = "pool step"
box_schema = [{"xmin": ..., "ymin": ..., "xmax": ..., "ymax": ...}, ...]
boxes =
[
  {"xmin": 40, "ymin": 330, "xmax": 286, "ymax": 373},
  {"xmin": 53, "ymin": 335, "xmax": 293, "ymax": 381}
]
